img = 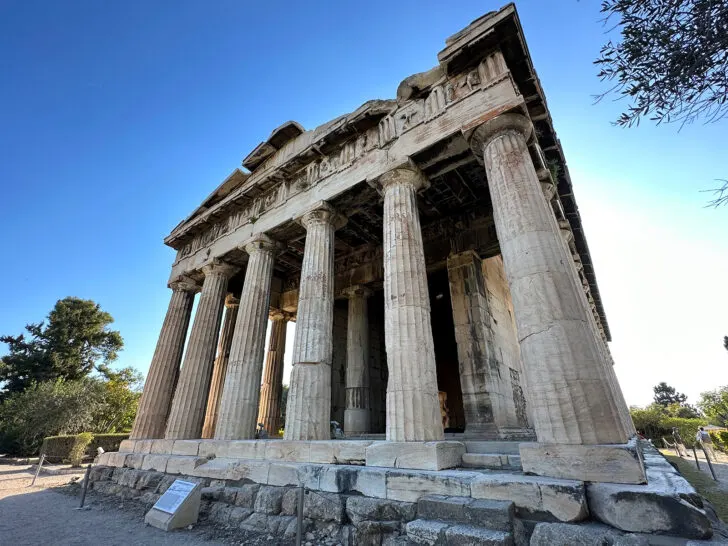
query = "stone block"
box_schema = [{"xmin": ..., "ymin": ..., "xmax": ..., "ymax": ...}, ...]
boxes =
[
  {"xmin": 107, "ymin": 452, "xmax": 129, "ymax": 467},
  {"xmin": 319, "ymin": 466, "xmax": 387, "ymax": 498},
  {"xmin": 267, "ymin": 462, "xmax": 321, "ymax": 488},
  {"xmin": 346, "ymin": 496, "xmax": 416, "ymax": 525},
  {"xmin": 118, "ymin": 469, "xmax": 141, "ymax": 488},
  {"xmin": 96, "ymin": 452, "xmax": 111, "ymax": 466},
  {"xmin": 150, "ymin": 439, "xmax": 174, "ymax": 454},
  {"xmin": 235, "ymin": 460, "xmax": 271, "ymax": 483},
  {"xmin": 265, "ymin": 440, "xmax": 311, "ymax": 462},
  {"xmin": 165, "ymin": 455, "xmax": 206, "ymax": 475},
  {"xmin": 224, "ymin": 440, "xmax": 266, "ymax": 459},
  {"xmin": 461, "ymin": 453, "xmax": 507, "ymax": 468},
  {"xmin": 281, "ymin": 488, "xmax": 299, "ymax": 515},
  {"xmin": 171, "ymin": 440, "xmax": 200, "ymax": 456},
  {"xmin": 201, "ymin": 486, "xmax": 224, "ymax": 501},
  {"xmin": 134, "ymin": 439, "xmax": 154, "ymax": 454},
  {"xmin": 188, "ymin": 457, "xmax": 241, "ymax": 480},
  {"xmin": 228, "ymin": 506, "xmax": 253, "ymax": 524},
  {"xmin": 141, "ymin": 454, "xmax": 169, "ymax": 472},
  {"xmin": 144, "ymin": 481, "xmax": 202, "ymax": 531},
  {"xmin": 267, "ymin": 514, "xmax": 295, "ymax": 535},
  {"xmin": 385, "ymin": 470, "xmax": 472, "ymax": 502},
  {"xmin": 234, "ymin": 484, "xmax": 260, "ymax": 508},
  {"xmin": 443, "ymin": 524, "xmax": 512, "ymax": 545},
  {"xmin": 197, "ymin": 440, "xmax": 227, "ymax": 458},
  {"xmin": 136, "ymin": 471, "xmax": 163, "ymax": 491},
  {"xmin": 520, "ymin": 441, "xmax": 647, "ymax": 484},
  {"xmin": 586, "ymin": 478, "xmax": 712, "ymax": 539},
  {"xmin": 406, "ymin": 519, "xmax": 450, "ymax": 544},
  {"xmin": 240, "ymin": 512, "xmax": 268, "ymax": 531},
  {"xmin": 366, "ymin": 441, "xmax": 465, "ymax": 471},
  {"xmin": 207, "ymin": 502, "xmax": 232, "ymax": 524},
  {"xmin": 303, "ymin": 491, "xmax": 346, "ymax": 523},
  {"xmin": 118, "ymin": 439, "xmax": 136, "ymax": 452},
  {"xmin": 221, "ymin": 486, "xmax": 239, "ymax": 504},
  {"xmin": 309, "ymin": 440, "xmax": 372, "ymax": 464},
  {"xmin": 125, "ymin": 453, "xmax": 145, "ymax": 469},
  {"xmin": 254, "ymin": 485, "xmax": 285, "ymax": 514},
  {"xmin": 530, "ymin": 522, "xmax": 649, "ymax": 546},
  {"xmin": 471, "ymin": 473, "xmax": 588, "ymax": 522}
]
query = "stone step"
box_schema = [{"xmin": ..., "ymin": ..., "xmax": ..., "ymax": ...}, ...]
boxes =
[
  {"xmin": 462, "ymin": 441, "xmax": 521, "ymax": 455},
  {"xmin": 417, "ymin": 495, "xmax": 514, "ymax": 531},
  {"xmin": 406, "ymin": 519, "xmax": 513, "ymax": 545},
  {"xmin": 461, "ymin": 453, "xmax": 522, "ymax": 470}
]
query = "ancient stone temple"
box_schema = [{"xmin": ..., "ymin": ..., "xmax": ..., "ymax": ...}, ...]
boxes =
[{"xmin": 94, "ymin": 5, "xmax": 718, "ymax": 543}]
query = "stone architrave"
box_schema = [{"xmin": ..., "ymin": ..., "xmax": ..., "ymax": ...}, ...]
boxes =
[
  {"xmin": 215, "ymin": 235, "xmax": 278, "ymax": 440},
  {"xmin": 376, "ymin": 163, "xmax": 443, "ymax": 442},
  {"xmin": 469, "ymin": 113, "xmax": 630, "ymax": 446},
  {"xmin": 257, "ymin": 312, "xmax": 289, "ymax": 436},
  {"xmin": 201, "ymin": 295, "xmax": 240, "ymax": 439},
  {"xmin": 284, "ymin": 203, "xmax": 346, "ymax": 440},
  {"xmin": 446, "ymin": 250, "xmax": 501, "ymax": 436},
  {"xmin": 342, "ymin": 285, "xmax": 372, "ymax": 435},
  {"xmin": 165, "ymin": 260, "xmax": 237, "ymax": 440},
  {"xmin": 130, "ymin": 277, "xmax": 199, "ymax": 439}
]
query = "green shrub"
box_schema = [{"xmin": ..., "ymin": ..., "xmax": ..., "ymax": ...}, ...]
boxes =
[
  {"xmin": 710, "ymin": 432, "xmax": 725, "ymax": 452},
  {"xmin": 719, "ymin": 431, "xmax": 728, "ymax": 446},
  {"xmin": 88, "ymin": 433, "xmax": 128, "ymax": 455},
  {"xmin": 40, "ymin": 435, "xmax": 78, "ymax": 462},
  {"xmin": 69, "ymin": 432, "xmax": 94, "ymax": 467}
]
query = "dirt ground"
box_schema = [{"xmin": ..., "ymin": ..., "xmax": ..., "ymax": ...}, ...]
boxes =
[{"xmin": 0, "ymin": 464, "xmax": 238, "ymax": 545}]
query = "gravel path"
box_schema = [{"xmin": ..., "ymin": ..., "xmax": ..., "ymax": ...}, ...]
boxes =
[{"xmin": 0, "ymin": 464, "xmax": 228, "ymax": 545}]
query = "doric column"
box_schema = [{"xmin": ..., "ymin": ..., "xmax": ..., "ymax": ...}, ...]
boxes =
[
  {"xmin": 215, "ymin": 235, "xmax": 278, "ymax": 440},
  {"xmin": 201, "ymin": 295, "xmax": 240, "ymax": 439},
  {"xmin": 378, "ymin": 164, "xmax": 443, "ymax": 442},
  {"xmin": 342, "ymin": 285, "xmax": 372, "ymax": 435},
  {"xmin": 447, "ymin": 251, "xmax": 501, "ymax": 436},
  {"xmin": 469, "ymin": 113, "xmax": 629, "ymax": 445},
  {"xmin": 257, "ymin": 312, "xmax": 289, "ymax": 436},
  {"xmin": 130, "ymin": 276, "xmax": 198, "ymax": 439},
  {"xmin": 284, "ymin": 202, "xmax": 346, "ymax": 440},
  {"xmin": 165, "ymin": 260, "xmax": 236, "ymax": 439}
]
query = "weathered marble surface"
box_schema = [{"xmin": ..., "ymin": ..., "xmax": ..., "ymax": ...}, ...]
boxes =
[
  {"xmin": 366, "ymin": 441, "xmax": 465, "ymax": 471},
  {"xmin": 215, "ymin": 235, "xmax": 277, "ymax": 440},
  {"xmin": 378, "ymin": 165, "xmax": 443, "ymax": 442},
  {"xmin": 165, "ymin": 261, "xmax": 236, "ymax": 439},
  {"xmin": 342, "ymin": 285, "xmax": 371, "ymax": 435},
  {"xmin": 284, "ymin": 204, "xmax": 345, "ymax": 440}
]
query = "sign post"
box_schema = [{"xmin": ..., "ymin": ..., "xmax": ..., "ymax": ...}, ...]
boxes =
[{"xmin": 145, "ymin": 479, "xmax": 202, "ymax": 531}]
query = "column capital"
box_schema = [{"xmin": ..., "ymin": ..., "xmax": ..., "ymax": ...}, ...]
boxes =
[
  {"xmin": 242, "ymin": 233, "xmax": 282, "ymax": 256},
  {"xmin": 269, "ymin": 310, "xmax": 294, "ymax": 322},
  {"xmin": 341, "ymin": 285, "xmax": 372, "ymax": 299},
  {"xmin": 372, "ymin": 159, "xmax": 429, "ymax": 193},
  {"xmin": 201, "ymin": 259, "xmax": 238, "ymax": 279},
  {"xmin": 224, "ymin": 294, "xmax": 240, "ymax": 308},
  {"xmin": 297, "ymin": 201, "xmax": 347, "ymax": 231},
  {"xmin": 168, "ymin": 275, "xmax": 200, "ymax": 293},
  {"xmin": 468, "ymin": 112, "xmax": 533, "ymax": 154}
]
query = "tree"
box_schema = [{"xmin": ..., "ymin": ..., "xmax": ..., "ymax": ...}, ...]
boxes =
[
  {"xmin": 596, "ymin": 0, "xmax": 728, "ymax": 206},
  {"xmin": 699, "ymin": 386, "xmax": 728, "ymax": 426},
  {"xmin": 0, "ymin": 297, "xmax": 123, "ymax": 396},
  {"xmin": 653, "ymin": 382, "xmax": 688, "ymax": 407}
]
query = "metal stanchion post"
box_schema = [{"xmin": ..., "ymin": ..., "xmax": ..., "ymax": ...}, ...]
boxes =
[
  {"xmin": 30, "ymin": 453, "xmax": 45, "ymax": 487},
  {"xmin": 78, "ymin": 463, "xmax": 92, "ymax": 509},
  {"xmin": 296, "ymin": 486, "xmax": 304, "ymax": 546},
  {"xmin": 701, "ymin": 444, "xmax": 718, "ymax": 481},
  {"xmin": 692, "ymin": 446, "xmax": 701, "ymax": 470}
]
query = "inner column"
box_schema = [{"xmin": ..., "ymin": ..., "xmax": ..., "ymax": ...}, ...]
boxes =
[
  {"xmin": 284, "ymin": 203, "xmax": 345, "ymax": 440},
  {"xmin": 257, "ymin": 312, "xmax": 289, "ymax": 436},
  {"xmin": 378, "ymin": 163, "xmax": 443, "ymax": 442},
  {"xmin": 342, "ymin": 285, "xmax": 372, "ymax": 435}
]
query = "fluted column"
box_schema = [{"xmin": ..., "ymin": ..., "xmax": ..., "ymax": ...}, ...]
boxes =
[
  {"xmin": 130, "ymin": 277, "xmax": 198, "ymax": 439},
  {"xmin": 378, "ymin": 164, "xmax": 443, "ymax": 442},
  {"xmin": 342, "ymin": 285, "xmax": 372, "ymax": 435},
  {"xmin": 214, "ymin": 236, "xmax": 278, "ymax": 440},
  {"xmin": 284, "ymin": 203, "xmax": 346, "ymax": 440},
  {"xmin": 201, "ymin": 295, "xmax": 240, "ymax": 439},
  {"xmin": 470, "ymin": 113, "xmax": 629, "ymax": 445},
  {"xmin": 165, "ymin": 260, "xmax": 236, "ymax": 439},
  {"xmin": 257, "ymin": 312, "xmax": 289, "ymax": 436}
]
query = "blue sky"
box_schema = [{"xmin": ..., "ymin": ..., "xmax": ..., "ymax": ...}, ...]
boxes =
[{"xmin": 1, "ymin": 1, "xmax": 726, "ymax": 407}]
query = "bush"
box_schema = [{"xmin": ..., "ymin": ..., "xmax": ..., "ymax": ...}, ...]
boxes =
[
  {"xmin": 68, "ymin": 432, "xmax": 93, "ymax": 467},
  {"xmin": 719, "ymin": 431, "xmax": 728, "ymax": 446},
  {"xmin": 40, "ymin": 432, "xmax": 129, "ymax": 464},
  {"xmin": 710, "ymin": 432, "xmax": 725, "ymax": 452},
  {"xmin": 630, "ymin": 405, "xmax": 707, "ymax": 447},
  {"xmin": 87, "ymin": 433, "xmax": 129, "ymax": 455}
]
